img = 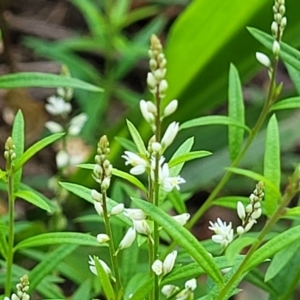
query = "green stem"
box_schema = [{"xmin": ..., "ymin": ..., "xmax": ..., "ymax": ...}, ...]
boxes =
[
  {"xmin": 102, "ymin": 192, "xmax": 122, "ymax": 293},
  {"xmin": 215, "ymin": 186, "xmax": 297, "ymax": 300},
  {"xmin": 5, "ymin": 168, "xmax": 15, "ymax": 296}
]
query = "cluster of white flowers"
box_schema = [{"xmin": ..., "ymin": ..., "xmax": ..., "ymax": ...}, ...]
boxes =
[
  {"xmin": 161, "ymin": 278, "xmax": 197, "ymax": 300},
  {"xmin": 152, "ymin": 250, "xmax": 177, "ymax": 276},
  {"xmin": 208, "ymin": 218, "xmax": 234, "ymax": 248},
  {"xmin": 4, "ymin": 275, "xmax": 30, "ymax": 300}
]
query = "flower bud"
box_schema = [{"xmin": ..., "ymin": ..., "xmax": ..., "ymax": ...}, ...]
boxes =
[
  {"xmin": 91, "ymin": 189, "xmax": 102, "ymax": 202},
  {"xmin": 163, "ymin": 250, "xmax": 177, "ymax": 275},
  {"xmin": 163, "ymin": 100, "xmax": 178, "ymax": 117},
  {"xmin": 272, "ymin": 40, "xmax": 280, "ymax": 56},
  {"xmin": 151, "ymin": 142, "xmax": 162, "ymax": 153},
  {"xmin": 124, "ymin": 208, "xmax": 146, "ymax": 220},
  {"xmin": 56, "ymin": 150, "xmax": 69, "ymax": 168},
  {"xmin": 244, "ymin": 219, "xmax": 256, "ymax": 232},
  {"xmin": 255, "ymin": 52, "xmax": 271, "ymax": 68},
  {"xmin": 119, "ymin": 227, "xmax": 136, "ymax": 249},
  {"xmin": 158, "ymin": 79, "xmax": 168, "ymax": 97},
  {"xmin": 185, "ymin": 278, "xmax": 197, "ymax": 291},
  {"xmin": 147, "ymin": 72, "xmax": 157, "ymax": 89},
  {"xmin": 97, "ymin": 233, "xmax": 110, "ymax": 243},
  {"xmin": 152, "ymin": 259, "xmax": 163, "ymax": 276},
  {"xmin": 45, "ymin": 121, "xmax": 64, "ymax": 133},
  {"xmin": 94, "ymin": 201, "xmax": 103, "ymax": 216},
  {"xmin": 161, "ymin": 285, "xmax": 178, "ymax": 297},
  {"xmin": 133, "ymin": 220, "xmax": 150, "ymax": 235},
  {"xmin": 251, "ymin": 208, "xmax": 262, "ymax": 220},
  {"xmin": 237, "ymin": 201, "xmax": 246, "ymax": 220},
  {"xmin": 161, "ymin": 122, "xmax": 179, "ymax": 150},
  {"xmin": 101, "ymin": 177, "xmax": 111, "ymax": 191},
  {"xmin": 236, "ymin": 226, "xmax": 245, "ymax": 235},
  {"xmin": 111, "ymin": 203, "xmax": 124, "ymax": 215},
  {"xmin": 172, "ymin": 213, "xmax": 190, "ymax": 226}
]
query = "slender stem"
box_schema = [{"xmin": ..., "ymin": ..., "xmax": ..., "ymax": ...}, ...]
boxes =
[
  {"xmin": 5, "ymin": 167, "xmax": 15, "ymax": 296},
  {"xmin": 102, "ymin": 191, "xmax": 122, "ymax": 292}
]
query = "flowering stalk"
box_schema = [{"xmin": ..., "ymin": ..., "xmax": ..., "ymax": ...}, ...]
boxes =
[
  {"xmin": 4, "ymin": 137, "xmax": 16, "ymax": 296},
  {"xmin": 93, "ymin": 135, "xmax": 122, "ymax": 293}
]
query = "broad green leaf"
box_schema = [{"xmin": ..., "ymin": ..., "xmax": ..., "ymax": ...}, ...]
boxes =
[
  {"xmin": 263, "ymin": 115, "xmax": 280, "ymax": 216},
  {"xmin": 94, "ymin": 256, "xmax": 116, "ymax": 300},
  {"xmin": 14, "ymin": 232, "xmax": 100, "ymax": 250},
  {"xmin": 245, "ymin": 225, "xmax": 300, "ymax": 271},
  {"xmin": 112, "ymin": 168, "xmax": 147, "ymax": 193},
  {"xmin": 271, "ymin": 97, "xmax": 300, "ymax": 111},
  {"xmin": 248, "ymin": 27, "xmax": 300, "ymax": 72},
  {"xmin": 0, "ymin": 72, "xmax": 103, "ymax": 91},
  {"xmin": 14, "ymin": 133, "xmax": 64, "ymax": 171},
  {"xmin": 265, "ymin": 241, "xmax": 300, "ymax": 282},
  {"xmin": 180, "ymin": 116, "xmax": 251, "ymax": 133},
  {"xmin": 12, "ymin": 110, "xmax": 25, "ymax": 192},
  {"xmin": 132, "ymin": 198, "xmax": 224, "ymax": 285},
  {"xmin": 14, "ymin": 190, "xmax": 51, "ymax": 212},
  {"xmin": 225, "ymin": 237, "xmax": 257, "ymax": 264},
  {"xmin": 126, "ymin": 119, "xmax": 147, "ymax": 155},
  {"xmin": 226, "ymin": 167, "xmax": 281, "ymax": 200},
  {"xmin": 228, "ymin": 64, "xmax": 245, "ymax": 161},
  {"xmin": 168, "ymin": 151, "xmax": 212, "ymax": 168},
  {"xmin": 28, "ymin": 244, "xmax": 78, "ymax": 292}
]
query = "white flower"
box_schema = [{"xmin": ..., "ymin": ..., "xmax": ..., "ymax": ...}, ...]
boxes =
[
  {"xmin": 45, "ymin": 96, "xmax": 71, "ymax": 116},
  {"xmin": 91, "ymin": 189, "xmax": 102, "ymax": 202},
  {"xmin": 185, "ymin": 278, "xmax": 197, "ymax": 291},
  {"xmin": 68, "ymin": 113, "xmax": 88, "ymax": 136},
  {"xmin": 44, "ymin": 121, "xmax": 64, "ymax": 133},
  {"xmin": 163, "ymin": 250, "xmax": 177, "ymax": 275},
  {"xmin": 158, "ymin": 79, "xmax": 168, "ymax": 97},
  {"xmin": 161, "ymin": 285, "xmax": 178, "ymax": 297},
  {"xmin": 147, "ymin": 72, "xmax": 157, "ymax": 89},
  {"xmin": 133, "ymin": 220, "xmax": 150, "ymax": 235},
  {"xmin": 140, "ymin": 100, "xmax": 155, "ymax": 124},
  {"xmin": 56, "ymin": 150, "xmax": 69, "ymax": 168},
  {"xmin": 172, "ymin": 213, "xmax": 190, "ymax": 226},
  {"xmin": 163, "ymin": 99, "xmax": 178, "ymax": 117},
  {"xmin": 152, "ymin": 259, "xmax": 163, "ymax": 275},
  {"xmin": 146, "ymin": 101, "xmax": 157, "ymax": 114},
  {"xmin": 251, "ymin": 208, "xmax": 262, "ymax": 220},
  {"xmin": 119, "ymin": 227, "xmax": 136, "ymax": 249},
  {"xmin": 88, "ymin": 255, "xmax": 111, "ymax": 276},
  {"xmin": 124, "ymin": 208, "xmax": 146, "ymax": 220},
  {"xmin": 122, "ymin": 151, "xmax": 148, "ymax": 175},
  {"xmin": 97, "ymin": 233, "xmax": 110, "ymax": 243},
  {"xmin": 208, "ymin": 218, "xmax": 234, "ymax": 248},
  {"xmin": 237, "ymin": 201, "xmax": 246, "ymax": 220},
  {"xmin": 160, "ymin": 163, "xmax": 186, "ymax": 192},
  {"xmin": 255, "ymin": 52, "xmax": 271, "ymax": 68},
  {"xmin": 244, "ymin": 219, "xmax": 257, "ymax": 232},
  {"xmin": 94, "ymin": 201, "xmax": 103, "ymax": 216},
  {"xmin": 161, "ymin": 122, "xmax": 179, "ymax": 150},
  {"xmin": 111, "ymin": 203, "xmax": 124, "ymax": 215}
]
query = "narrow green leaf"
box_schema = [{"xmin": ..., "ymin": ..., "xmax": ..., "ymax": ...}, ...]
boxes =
[
  {"xmin": 169, "ymin": 151, "xmax": 212, "ymax": 168},
  {"xmin": 94, "ymin": 256, "xmax": 116, "ymax": 300},
  {"xmin": 265, "ymin": 241, "xmax": 300, "ymax": 282},
  {"xmin": 12, "ymin": 110, "xmax": 25, "ymax": 192},
  {"xmin": 248, "ymin": 27, "xmax": 300, "ymax": 72},
  {"xmin": 0, "ymin": 222, "xmax": 8, "ymax": 259},
  {"xmin": 284, "ymin": 207, "xmax": 300, "ymax": 217},
  {"xmin": 245, "ymin": 225, "xmax": 300, "ymax": 271},
  {"xmin": 228, "ymin": 64, "xmax": 245, "ymax": 161},
  {"xmin": 0, "ymin": 72, "xmax": 103, "ymax": 91},
  {"xmin": 14, "ymin": 190, "xmax": 51, "ymax": 212},
  {"xmin": 28, "ymin": 244, "xmax": 78, "ymax": 292},
  {"xmin": 60, "ymin": 182, "xmax": 93, "ymax": 203},
  {"xmin": 132, "ymin": 198, "xmax": 224, "ymax": 285},
  {"xmin": 180, "ymin": 115, "xmax": 251, "ymax": 133},
  {"xmin": 114, "ymin": 136, "xmax": 137, "ymax": 152},
  {"xmin": 213, "ymin": 196, "xmax": 250, "ymax": 210},
  {"xmin": 0, "ymin": 169, "xmax": 6, "ymax": 180},
  {"xmin": 285, "ymin": 63, "xmax": 300, "ymax": 95},
  {"xmin": 14, "ymin": 133, "xmax": 65, "ymax": 171},
  {"xmin": 271, "ymin": 97, "xmax": 300, "ymax": 111},
  {"xmin": 226, "ymin": 167, "xmax": 281, "ymax": 200},
  {"xmin": 167, "ymin": 189, "xmax": 187, "ymax": 214},
  {"xmin": 112, "ymin": 168, "xmax": 147, "ymax": 193},
  {"xmin": 14, "ymin": 232, "xmax": 100, "ymax": 250},
  {"xmin": 129, "ymin": 275, "xmax": 153, "ymax": 300},
  {"xmin": 264, "ymin": 115, "xmax": 280, "ymax": 216},
  {"xmin": 72, "ymin": 279, "xmax": 92, "ymax": 300},
  {"xmin": 76, "ymin": 163, "xmax": 94, "ymax": 170},
  {"xmin": 126, "ymin": 119, "xmax": 147, "ymax": 155}
]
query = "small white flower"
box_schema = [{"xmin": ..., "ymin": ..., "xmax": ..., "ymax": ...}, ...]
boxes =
[
  {"xmin": 68, "ymin": 113, "xmax": 88, "ymax": 136},
  {"xmin": 147, "ymin": 72, "xmax": 157, "ymax": 89},
  {"xmin": 151, "ymin": 142, "xmax": 162, "ymax": 153},
  {"xmin": 237, "ymin": 201, "xmax": 246, "ymax": 220},
  {"xmin": 158, "ymin": 79, "xmax": 168, "ymax": 97},
  {"xmin": 160, "ymin": 163, "xmax": 186, "ymax": 192},
  {"xmin": 161, "ymin": 122, "xmax": 179, "ymax": 150},
  {"xmin": 244, "ymin": 219, "xmax": 257, "ymax": 232},
  {"xmin": 140, "ymin": 100, "xmax": 155, "ymax": 123},
  {"xmin": 111, "ymin": 203, "xmax": 124, "ymax": 215},
  {"xmin": 163, "ymin": 250, "xmax": 177, "ymax": 275},
  {"xmin": 45, "ymin": 96, "xmax": 71, "ymax": 116},
  {"xmin": 255, "ymin": 52, "xmax": 271, "ymax": 68},
  {"xmin": 101, "ymin": 177, "xmax": 111, "ymax": 190},
  {"xmin": 272, "ymin": 40, "xmax": 280, "ymax": 56},
  {"xmin": 56, "ymin": 150, "xmax": 69, "ymax": 168},
  {"xmin": 172, "ymin": 213, "xmax": 190, "ymax": 226},
  {"xmin": 91, "ymin": 189, "xmax": 102, "ymax": 202},
  {"xmin": 44, "ymin": 121, "xmax": 64, "ymax": 133},
  {"xmin": 163, "ymin": 99, "xmax": 178, "ymax": 117},
  {"xmin": 94, "ymin": 201, "xmax": 103, "ymax": 216},
  {"xmin": 133, "ymin": 220, "xmax": 150, "ymax": 235},
  {"xmin": 97, "ymin": 233, "xmax": 110, "ymax": 243},
  {"xmin": 11, "ymin": 294, "xmax": 19, "ymax": 300},
  {"xmin": 124, "ymin": 208, "xmax": 146, "ymax": 220},
  {"xmin": 119, "ymin": 227, "xmax": 136, "ymax": 249},
  {"xmin": 152, "ymin": 259, "xmax": 163, "ymax": 276},
  {"xmin": 208, "ymin": 218, "xmax": 234, "ymax": 248},
  {"xmin": 236, "ymin": 226, "xmax": 245, "ymax": 235},
  {"xmin": 146, "ymin": 101, "xmax": 157, "ymax": 114},
  {"xmin": 161, "ymin": 285, "xmax": 178, "ymax": 297},
  {"xmin": 185, "ymin": 278, "xmax": 197, "ymax": 291},
  {"xmin": 122, "ymin": 151, "xmax": 148, "ymax": 175},
  {"xmin": 88, "ymin": 255, "xmax": 111, "ymax": 276},
  {"xmin": 251, "ymin": 208, "xmax": 262, "ymax": 220}
]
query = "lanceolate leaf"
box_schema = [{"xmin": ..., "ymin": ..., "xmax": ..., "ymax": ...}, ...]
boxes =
[
  {"xmin": 14, "ymin": 133, "xmax": 65, "ymax": 171},
  {"xmin": 180, "ymin": 116, "xmax": 251, "ymax": 133},
  {"xmin": 132, "ymin": 198, "xmax": 224, "ymax": 285},
  {"xmin": 126, "ymin": 119, "xmax": 147, "ymax": 156},
  {"xmin": 264, "ymin": 115, "xmax": 280, "ymax": 216},
  {"xmin": 0, "ymin": 72, "xmax": 103, "ymax": 91},
  {"xmin": 14, "ymin": 190, "xmax": 51, "ymax": 212},
  {"xmin": 271, "ymin": 97, "xmax": 300, "ymax": 111},
  {"xmin": 168, "ymin": 151, "xmax": 212, "ymax": 168},
  {"xmin": 245, "ymin": 225, "xmax": 300, "ymax": 271},
  {"xmin": 285, "ymin": 63, "xmax": 300, "ymax": 95},
  {"xmin": 228, "ymin": 64, "xmax": 245, "ymax": 162},
  {"xmin": 14, "ymin": 232, "xmax": 100, "ymax": 250}
]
